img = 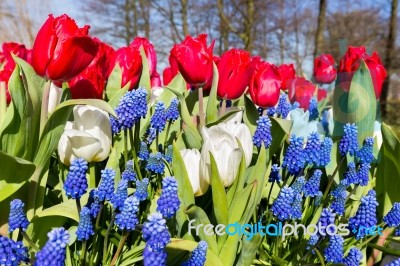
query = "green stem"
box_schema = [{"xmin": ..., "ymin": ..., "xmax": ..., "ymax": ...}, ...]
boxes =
[
  {"xmin": 76, "ymin": 198, "xmax": 82, "ymax": 215},
  {"xmin": 89, "ymin": 163, "xmax": 96, "ymax": 188},
  {"xmin": 198, "ymin": 87, "xmax": 205, "ymax": 128},
  {"xmin": 323, "ymin": 156, "xmax": 346, "ymax": 199},
  {"xmin": 39, "ymin": 80, "xmax": 51, "ymax": 135},
  {"xmin": 163, "ymin": 121, "xmax": 172, "ymax": 148},
  {"xmin": 156, "ymin": 132, "xmax": 159, "ymax": 151},
  {"xmin": 95, "ymin": 203, "xmax": 104, "ymax": 229},
  {"xmin": 314, "ymin": 248, "xmax": 326, "ymax": 266},
  {"xmin": 110, "ymin": 231, "xmax": 130, "ymax": 266},
  {"xmin": 134, "ymin": 120, "xmax": 141, "ymax": 152},
  {"xmin": 103, "ymin": 212, "xmax": 116, "ymax": 263},
  {"xmin": 220, "ymin": 99, "xmax": 226, "ymax": 116},
  {"xmin": 21, "ymin": 231, "xmax": 40, "ymax": 252},
  {"xmin": 0, "ymin": 81, "xmax": 7, "ymax": 126},
  {"xmin": 266, "ymin": 182, "xmax": 275, "ymax": 205},
  {"xmin": 80, "ymin": 240, "xmax": 87, "ymax": 266},
  {"xmin": 123, "ymin": 129, "xmax": 129, "ymax": 164},
  {"xmin": 129, "ymin": 128, "xmax": 143, "ymax": 180}
]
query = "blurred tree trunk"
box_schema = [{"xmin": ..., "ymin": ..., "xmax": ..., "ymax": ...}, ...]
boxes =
[
  {"xmin": 314, "ymin": 0, "xmax": 327, "ymax": 58},
  {"xmin": 181, "ymin": 0, "xmax": 189, "ymax": 37},
  {"xmin": 380, "ymin": 0, "xmax": 398, "ymax": 117}
]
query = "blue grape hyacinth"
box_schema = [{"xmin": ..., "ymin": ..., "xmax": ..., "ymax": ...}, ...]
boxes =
[
  {"xmin": 291, "ymin": 193, "xmax": 303, "ymax": 220},
  {"xmin": 95, "ymin": 168, "xmax": 115, "ymax": 201},
  {"xmin": 343, "ymin": 162, "xmax": 358, "ymax": 185},
  {"xmin": 164, "ymin": 145, "xmax": 173, "ymax": 164},
  {"xmin": 291, "ymin": 176, "xmax": 306, "ymax": 194},
  {"xmin": 139, "ymin": 141, "xmax": 150, "ymax": 161},
  {"xmin": 357, "ymin": 163, "xmax": 370, "ymax": 186},
  {"xmin": 166, "ymin": 98, "xmax": 180, "ymax": 122},
  {"xmin": 271, "ymin": 186, "xmax": 295, "ymax": 221},
  {"xmin": 304, "ymin": 170, "xmax": 322, "ymax": 197},
  {"xmin": 308, "ymin": 97, "xmax": 319, "ymax": 120},
  {"xmin": 151, "ymin": 101, "xmax": 167, "ymax": 132},
  {"xmin": 252, "ymin": 115, "xmax": 272, "ymax": 148},
  {"xmin": 182, "ymin": 241, "xmax": 208, "ymax": 266},
  {"xmin": 314, "ymin": 191, "xmax": 323, "ymax": 206},
  {"xmin": 143, "ymin": 246, "xmax": 167, "ymax": 266},
  {"xmin": 146, "ymin": 127, "xmax": 157, "ymax": 145},
  {"xmin": 121, "ymin": 160, "xmax": 136, "ymax": 182},
  {"xmin": 268, "ymin": 164, "xmax": 281, "ymax": 183},
  {"xmin": 306, "ymin": 234, "xmax": 319, "ymax": 253},
  {"xmin": 115, "ymin": 196, "xmax": 140, "ymax": 231},
  {"xmin": 135, "ymin": 178, "xmax": 149, "ymax": 201},
  {"xmin": 383, "ymin": 202, "xmax": 400, "ymax": 228},
  {"xmin": 342, "ymin": 247, "xmax": 363, "ymax": 266},
  {"xmin": 349, "ymin": 190, "xmax": 378, "ymax": 239},
  {"xmin": 282, "ymin": 135, "xmax": 305, "ymax": 176},
  {"xmin": 142, "ymin": 212, "xmax": 171, "ymax": 252},
  {"xmin": 304, "ymin": 132, "xmax": 321, "ymax": 166},
  {"xmin": 339, "ymin": 123, "xmax": 358, "ymax": 156},
  {"xmin": 64, "ymin": 158, "xmax": 88, "ymax": 199},
  {"xmin": 357, "ymin": 137, "xmax": 374, "ymax": 163},
  {"xmin": 157, "ymin": 176, "xmax": 180, "ymax": 219},
  {"xmin": 111, "ymin": 179, "xmax": 128, "ymax": 210},
  {"xmin": 35, "ymin": 228, "xmax": 69, "ymax": 266},
  {"xmin": 76, "ymin": 207, "xmax": 94, "ymax": 241},
  {"xmin": 267, "ymin": 107, "xmax": 276, "ymax": 116},
  {"xmin": 324, "ymin": 235, "xmax": 344, "ymax": 263},
  {"xmin": 276, "ymin": 94, "xmax": 291, "ymax": 119},
  {"xmin": 319, "ymin": 137, "xmax": 333, "ymax": 166},
  {"xmin": 0, "ymin": 235, "xmax": 29, "ymax": 265},
  {"xmin": 318, "ymin": 208, "xmax": 336, "ymax": 235},
  {"xmin": 331, "ymin": 196, "xmax": 346, "ymax": 216},
  {"xmin": 146, "ymin": 152, "xmax": 165, "ymax": 174},
  {"xmin": 8, "ymin": 199, "xmax": 29, "ymax": 232},
  {"xmin": 134, "ymin": 87, "xmax": 148, "ymax": 119}
]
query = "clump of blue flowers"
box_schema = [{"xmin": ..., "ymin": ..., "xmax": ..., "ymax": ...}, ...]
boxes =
[
  {"xmin": 8, "ymin": 199, "xmax": 29, "ymax": 232},
  {"xmin": 182, "ymin": 241, "xmax": 208, "ymax": 266},
  {"xmin": 146, "ymin": 152, "xmax": 165, "ymax": 174},
  {"xmin": 76, "ymin": 207, "xmax": 94, "ymax": 241},
  {"xmin": 151, "ymin": 101, "xmax": 167, "ymax": 132},
  {"xmin": 35, "ymin": 228, "xmax": 70, "ymax": 265},
  {"xmin": 339, "ymin": 123, "xmax": 358, "ymax": 156},
  {"xmin": 282, "ymin": 135, "xmax": 305, "ymax": 176},
  {"xmin": 157, "ymin": 176, "xmax": 180, "ymax": 218},
  {"xmin": 64, "ymin": 158, "xmax": 88, "ymax": 199},
  {"xmin": 253, "ymin": 115, "xmax": 272, "ymax": 148}
]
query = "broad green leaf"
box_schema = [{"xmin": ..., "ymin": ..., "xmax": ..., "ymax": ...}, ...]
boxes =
[
  {"xmin": 226, "ymin": 150, "xmax": 247, "ymax": 208},
  {"xmin": 209, "ymin": 153, "xmax": 228, "ymax": 225},
  {"xmin": 185, "ymin": 204, "xmax": 219, "ymax": 255},
  {"xmin": 0, "ymin": 150, "xmax": 36, "ymax": 203},
  {"xmin": 236, "ymin": 234, "xmax": 263, "ymax": 266},
  {"xmin": 205, "ymin": 63, "xmax": 219, "ymax": 124},
  {"xmin": 138, "ymin": 46, "xmax": 151, "ymax": 98},
  {"xmin": 108, "ymin": 87, "xmax": 128, "ymax": 109},
  {"xmin": 26, "ymin": 216, "xmax": 66, "ymax": 248},
  {"xmin": 228, "ymin": 182, "xmax": 255, "ymax": 224},
  {"xmin": 333, "ymin": 61, "xmax": 376, "ymax": 145},
  {"xmin": 243, "ymin": 95, "xmax": 258, "ymax": 134},
  {"xmin": 105, "ymin": 64, "xmax": 123, "ymax": 100},
  {"xmin": 206, "ymin": 109, "xmax": 241, "ymax": 127},
  {"xmin": 218, "ymin": 233, "xmax": 241, "ymax": 266}
]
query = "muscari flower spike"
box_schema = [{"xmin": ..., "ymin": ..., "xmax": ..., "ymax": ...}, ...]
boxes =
[
  {"xmin": 95, "ymin": 168, "xmax": 115, "ymax": 201},
  {"xmin": 8, "ymin": 199, "xmax": 29, "ymax": 233},
  {"xmin": 282, "ymin": 135, "xmax": 305, "ymax": 176},
  {"xmin": 0, "ymin": 235, "xmax": 29, "ymax": 266},
  {"xmin": 35, "ymin": 228, "xmax": 69, "ymax": 266},
  {"xmin": 182, "ymin": 241, "xmax": 208, "ymax": 266},
  {"xmin": 164, "ymin": 145, "xmax": 173, "ymax": 164},
  {"xmin": 357, "ymin": 137, "xmax": 374, "ymax": 164},
  {"xmin": 308, "ymin": 97, "xmax": 319, "ymax": 120},
  {"xmin": 76, "ymin": 207, "xmax": 94, "ymax": 241},
  {"xmin": 134, "ymin": 87, "xmax": 148, "ymax": 119},
  {"xmin": 291, "ymin": 176, "xmax": 306, "ymax": 194},
  {"xmin": 142, "ymin": 212, "xmax": 171, "ymax": 252},
  {"xmin": 143, "ymin": 246, "xmax": 167, "ymax": 266},
  {"xmin": 324, "ymin": 235, "xmax": 344, "ymax": 263},
  {"xmin": 115, "ymin": 196, "xmax": 140, "ymax": 231},
  {"xmin": 121, "ymin": 160, "xmax": 136, "ymax": 182},
  {"xmin": 304, "ymin": 132, "xmax": 321, "ymax": 166},
  {"xmin": 64, "ymin": 158, "xmax": 88, "ymax": 199},
  {"xmin": 357, "ymin": 163, "xmax": 370, "ymax": 186},
  {"xmin": 384, "ymin": 202, "xmax": 400, "ymax": 228},
  {"xmin": 267, "ymin": 107, "xmax": 276, "ymax": 116},
  {"xmin": 349, "ymin": 190, "xmax": 378, "ymax": 239},
  {"xmin": 331, "ymin": 179, "xmax": 348, "ymax": 199},
  {"xmin": 304, "ymin": 170, "xmax": 322, "ymax": 197},
  {"xmin": 306, "ymin": 234, "xmax": 319, "ymax": 253},
  {"xmin": 90, "ymin": 196, "xmax": 101, "ymax": 218},
  {"xmin": 135, "ymin": 178, "xmax": 149, "ymax": 201},
  {"xmin": 314, "ymin": 191, "xmax": 323, "ymax": 206},
  {"xmin": 343, "ymin": 162, "xmax": 358, "ymax": 185},
  {"xmin": 331, "ymin": 195, "xmax": 346, "ymax": 216},
  {"xmin": 157, "ymin": 176, "xmax": 180, "ymax": 219},
  {"xmin": 321, "ymin": 110, "xmax": 330, "ymax": 135},
  {"xmin": 146, "ymin": 152, "xmax": 165, "ymax": 174},
  {"xmin": 318, "ymin": 208, "xmax": 336, "ymax": 236},
  {"xmin": 387, "ymin": 257, "xmax": 400, "ymax": 266},
  {"xmin": 291, "ymin": 193, "xmax": 303, "ymax": 220},
  {"xmin": 111, "ymin": 179, "xmax": 128, "ymax": 210},
  {"xmin": 139, "ymin": 141, "xmax": 150, "ymax": 161},
  {"xmin": 166, "ymin": 98, "xmax": 180, "ymax": 122},
  {"xmin": 339, "ymin": 123, "xmax": 358, "ymax": 156},
  {"xmin": 271, "ymin": 186, "xmax": 295, "ymax": 221},
  {"xmin": 146, "ymin": 127, "xmax": 157, "ymax": 145},
  {"xmin": 268, "ymin": 164, "xmax": 281, "ymax": 183},
  {"xmin": 151, "ymin": 101, "xmax": 167, "ymax": 132},
  {"xmin": 342, "ymin": 247, "xmax": 363, "ymax": 266},
  {"xmin": 253, "ymin": 115, "xmax": 272, "ymax": 148},
  {"xmin": 276, "ymin": 94, "xmax": 291, "ymax": 119},
  {"xmin": 319, "ymin": 137, "xmax": 333, "ymax": 166}
]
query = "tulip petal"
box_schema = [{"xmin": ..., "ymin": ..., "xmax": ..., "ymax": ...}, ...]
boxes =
[
  {"xmin": 65, "ymin": 130, "xmax": 102, "ymax": 162},
  {"xmin": 224, "ymin": 148, "xmax": 243, "ymax": 187}
]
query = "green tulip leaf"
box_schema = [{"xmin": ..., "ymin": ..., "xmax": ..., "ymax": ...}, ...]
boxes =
[
  {"xmin": 105, "ymin": 63, "xmax": 123, "ymax": 101},
  {"xmin": 138, "ymin": 46, "xmax": 151, "ymax": 99},
  {"xmin": 206, "ymin": 108, "xmax": 242, "ymax": 127},
  {"xmin": 243, "ymin": 94, "xmax": 259, "ymax": 134},
  {"xmin": 236, "ymin": 234, "xmax": 263, "ymax": 266},
  {"xmin": 205, "ymin": 63, "xmax": 219, "ymax": 124},
  {"xmin": 209, "ymin": 152, "xmax": 229, "ymax": 225},
  {"xmin": 226, "ymin": 147, "xmax": 247, "ymax": 208}
]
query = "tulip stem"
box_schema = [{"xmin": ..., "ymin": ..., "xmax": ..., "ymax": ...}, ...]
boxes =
[
  {"xmin": 89, "ymin": 163, "xmax": 96, "ymax": 188},
  {"xmin": 110, "ymin": 231, "xmax": 129, "ymax": 266},
  {"xmin": 220, "ymin": 99, "xmax": 226, "ymax": 116},
  {"xmin": 262, "ymin": 108, "xmax": 267, "ymax": 116},
  {"xmin": 198, "ymin": 87, "xmax": 205, "ymax": 128},
  {"xmin": 39, "ymin": 81, "xmax": 52, "ymax": 135}
]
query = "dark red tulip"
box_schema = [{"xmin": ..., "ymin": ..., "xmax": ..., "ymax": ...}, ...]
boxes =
[
  {"xmin": 31, "ymin": 14, "xmax": 99, "ymax": 81},
  {"xmin": 130, "ymin": 37, "xmax": 157, "ymax": 77},
  {"xmin": 170, "ymin": 34, "xmax": 214, "ymax": 88},
  {"xmin": 68, "ymin": 69, "xmax": 105, "ymax": 99},
  {"xmin": 278, "ymin": 64, "xmax": 296, "ymax": 90},
  {"xmin": 318, "ymin": 88, "xmax": 328, "ymax": 101},
  {"xmin": 91, "ymin": 39, "xmax": 115, "ymax": 79},
  {"xmin": 288, "ymin": 77, "xmax": 316, "ymax": 109},
  {"xmin": 113, "ymin": 46, "xmax": 143, "ymax": 90},
  {"xmin": 217, "ymin": 49, "xmax": 254, "ymax": 100},
  {"xmin": 249, "ymin": 61, "xmax": 282, "ymax": 108},
  {"xmin": 338, "ymin": 46, "xmax": 386, "ymax": 98},
  {"xmin": 313, "ymin": 54, "xmax": 336, "ymax": 84}
]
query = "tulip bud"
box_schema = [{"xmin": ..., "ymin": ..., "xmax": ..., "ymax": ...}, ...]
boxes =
[
  {"xmin": 113, "ymin": 46, "xmax": 143, "ymax": 90},
  {"xmin": 287, "ymin": 77, "xmax": 316, "ymax": 109},
  {"xmin": 48, "ymin": 82, "xmax": 63, "ymax": 115},
  {"xmin": 130, "ymin": 37, "xmax": 157, "ymax": 77},
  {"xmin": 313, "ymin": 54, "xmax": 337, "ymax": 84},
  {"xmin": 58, "ymin": 105, "xmax": 112, "ymax": 165},
  {"xmin": 180, "ymin": 149, "xmax": 209, "ymax": 196}
]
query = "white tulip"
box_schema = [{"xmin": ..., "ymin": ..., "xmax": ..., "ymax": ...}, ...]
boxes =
[
  {"xmin": 200, "ymin": 122, "xmax": 253, "ymax": 187},
  {"xmin": 48, "ymin": 82, "xmax": 63, "ymax": 115},
  {"xmin": 180, "ymin": 149, "xmax": 209, "ymax": 196},
  {"xmin": 288, "ymin": 108, "xmax": 324, "ymax": 139},
  {"xmin": 373, "ymin": 120, "xmax": 383, "ymax": 150},
  {"xmin": 58, "ymin": 105, "xmax": 112, "ymax": 165},
  {"xmin": 150, "ymin": 87, "xmax": 164, "ymax": 106}
]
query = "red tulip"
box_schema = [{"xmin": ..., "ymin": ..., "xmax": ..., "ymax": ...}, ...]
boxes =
[
  {"xmin": 338, "ymin": 46, "xmax": 386, "ymax": 98},
  {"xmin": 314, "ymin": 54, "xmax": 337, "ymax": 84},
  {"xmin": 249, "ymin": 61, "xmax": 282, "ymax": 108},
  {"xmin": 130, "ymin": 37, "xmax": 157, "ymax": 77},
  {"xmin": 31, "ymin": 14, "xmax": 99, "ymax": 81},
  {"xmin": 113, "ymin": 46, "xmax": 143, "ymax": 90},
  {"xmin": 278, "ymin": 64, "xmax": 296, "ymax": 90},
  {"xmin": 318, "ymin": 88, "xmax": 328, "ymax": 101},
  {"xmin": 217, "ymin": 49, "xmax": 254, "ymax": 100},
  {"xmin": 0, "ymin": 42, "xmax": 30, "ymax": 103},
  {"xmin": 162, "ymin": 67, "xmax": 173, "ymax": 86},
  {"xmin": 288, "ymin": 77, "xmax": 316, "ymax": 109},
  {"xmin": 91, "ymin": 39, "xmax": 115, "ymax": 79},
  {"xmin": 170, "ymin": 34, "xmax": 214, "ymax": 88},
  {"xmin": 68, "ymin": 68, "xmax": 105, "ymax": 99}
]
